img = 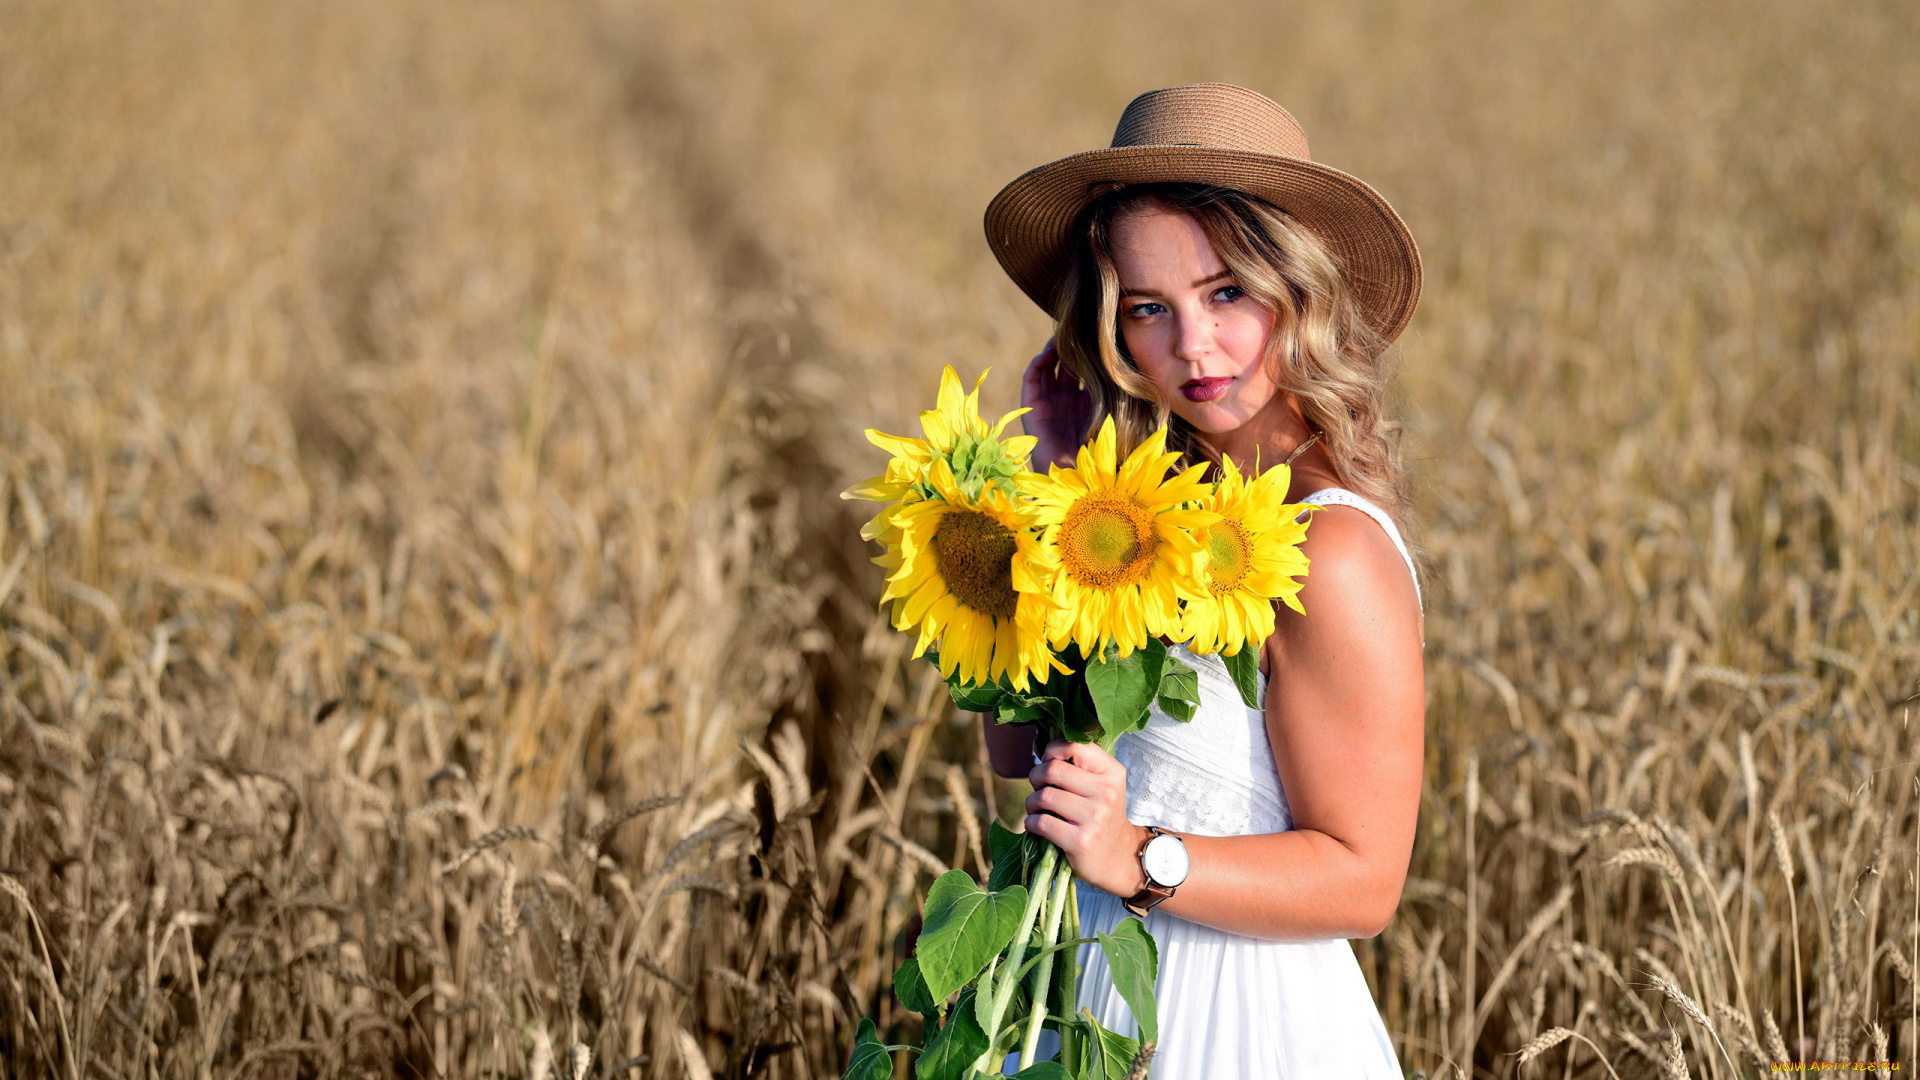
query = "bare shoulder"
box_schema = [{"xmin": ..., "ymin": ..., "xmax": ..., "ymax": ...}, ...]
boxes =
[{"xmin": 1266, "ymin": 504, "xmax": 1423, "ymax": 660}]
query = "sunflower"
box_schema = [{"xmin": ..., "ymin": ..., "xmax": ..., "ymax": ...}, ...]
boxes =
[
  {"xmin": 1023, "ymin": 418, "xmax": 1217, "ymax": 659},
  {"xmin": 843, "ymin": 366, "xmax": 1049, "ymax": 671},
  {"xmin": 844, "ymin": 453, "xmax": 923, "ymax": 549},
  {"xmin": 881, "ymin": 459, "xmax": 1061, "ymax": 691},
  {"xmin": 1180, "ymin": 455, "xmax": 1315, "ymax": 657},
  {"xmin": 850, "ymin": 364, "xmax": 1037, "ymax": 505}
]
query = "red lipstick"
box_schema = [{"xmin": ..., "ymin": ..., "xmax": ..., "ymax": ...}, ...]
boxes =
[{"xmin": 1181, "ymin": 376, "xmax": 1232, "ymax": 403}]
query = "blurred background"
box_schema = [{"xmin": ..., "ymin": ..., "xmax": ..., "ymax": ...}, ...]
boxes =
[{"xmin": 2, "ymin": 0, "xmax": 1916, "ymax": 1077}]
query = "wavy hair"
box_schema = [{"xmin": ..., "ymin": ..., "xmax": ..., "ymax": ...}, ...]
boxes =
[{"xmin": 1051, "ymin": 182, "xmax": 1414, "ymax": 536}]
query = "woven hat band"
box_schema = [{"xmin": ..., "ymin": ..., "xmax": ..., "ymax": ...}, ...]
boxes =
[{"xmin": 1110, "ymin": 83, "xmax": 1311, "ymax": 159}]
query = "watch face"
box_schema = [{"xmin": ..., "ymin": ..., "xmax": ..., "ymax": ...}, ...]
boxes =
[{"xmin": 1142, "ymin": 833, "xmax": 1189, "ymax": 887}]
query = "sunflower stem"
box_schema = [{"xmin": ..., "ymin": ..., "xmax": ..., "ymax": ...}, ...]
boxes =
[
  {"xmin": 972, "ymin": 843, "xmax": 1060, "ymax": 1077},
  {"xmin": 1019, "ymin": 863, "xmax": 1076, "ymax": 1068},
  {"xmin": 1058, "ymin": 875, "xmax": 1083, "ymax": 1072}
]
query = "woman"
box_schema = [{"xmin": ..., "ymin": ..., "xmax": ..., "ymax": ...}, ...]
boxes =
[{"xmin": 980, "ymin": 83, "xmax": 1426, "ymax": 1077}]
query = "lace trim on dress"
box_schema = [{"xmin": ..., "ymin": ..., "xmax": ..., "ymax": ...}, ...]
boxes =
[
  {"xmin": 1115, "ymin": 646, "xmax": 1293, "ymax": 836},
  {"xmin": 1123, "ymin": 739, "xmax": 1293, "ymax": 834}
]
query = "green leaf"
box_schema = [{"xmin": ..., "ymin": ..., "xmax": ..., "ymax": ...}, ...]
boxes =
[
  {"xmin": 973, "ymin": 959, "xmax": 1006, "ymax": 1034},
  {"xmin": 1057, "ymin": 674, "xmax": 1104, "ymax": 745},
  {"xmin": 1143, "ymin": 637, "xmax": 1169, "ymax": 677},
  {"xmin": 1156, "ymin": 656, "xmax": 1198, "ymax": 704},
  {"xmin": 1155, "ymin": 693, "xmax": 1196, "ymax": 723},
  {"xmin": 1033, "ymin": 649, "xmax": 1102, "ymax": 745},
  {"xmin": 997, "ymin": 693, "xmax": 1063, "ymax": 728},
  {"xmin": 948, "ymin": 678, "xmax": 1005, "ymax": 713},
  {"xmin": 1221, "ymin": 647, "xmax": 1263, "ymax": 710},
  {"xmin": 1096, "ymin": 918, "xmax": 1160, "ymax": 1044},
  {"xmin": 893, "ymin": 957, "xmax": 939, "ymax": 1017},
  {"xmin": 844, "ymin": 1017, "xmax": 893, "ymax": 1080},
  {"xmin": 1083, "ymin": 644, "xmax": 1159, "ymax": 749},
  {"xmin": 988, "ymin": 821, "xmax": 1047, "ymax": 893},
  {"xmin": 1011, "ymin": 1064, "xmax": 1071, "ymax": 1080},
  {"xmin": 915, "ymin": 871, "xmax": 1028, "ymax": 1002},
  {"xmin": 914, "ymin": 991, "xmax": 987, "ymax": 1080},
  {"xmin": 1155, "ymin": 656, "xmax": 1199, "ymax": 724},
  {"xmin": 1071, "ymin": 1011, "xmax": 1143, "ymax": 1080},
  {"xmin": 988, "ymin": 818, "xmax": 1020, "ymax": 861}
]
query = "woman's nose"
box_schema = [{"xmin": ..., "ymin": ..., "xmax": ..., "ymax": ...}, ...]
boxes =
[{"xmin": 1170, "ymin": 306, "xmax": 1216, "ymax": 364}]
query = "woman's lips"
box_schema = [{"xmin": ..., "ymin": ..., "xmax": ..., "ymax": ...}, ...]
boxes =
[{"xmin": 1181, "ymin": 377, "xmax": 1233, "ymax": 403}]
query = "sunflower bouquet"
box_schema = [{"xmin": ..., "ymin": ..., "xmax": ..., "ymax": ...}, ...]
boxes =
[{"xmin": 840, "ymin": 367, "xmax": 1315, "ymax": 1080}]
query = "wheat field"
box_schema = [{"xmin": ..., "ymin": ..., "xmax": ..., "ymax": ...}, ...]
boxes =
[{"xmin": 1, "ymin": 0, "xmax": 1916, "ymax": 1077}]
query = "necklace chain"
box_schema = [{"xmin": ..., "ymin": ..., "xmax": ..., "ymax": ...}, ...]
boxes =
[{"xmin": 1283, "ymin": 429, "xmax": 1323, "ymax": 467}]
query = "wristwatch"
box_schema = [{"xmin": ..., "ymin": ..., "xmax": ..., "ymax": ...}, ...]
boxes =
[{"xmin": 1123, "ymin": 826, "xmax": 1189, "ymax": 917}]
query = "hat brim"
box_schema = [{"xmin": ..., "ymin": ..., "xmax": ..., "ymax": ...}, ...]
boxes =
[{"xmin": 984, "ymin": 145, "xmax": 1422, "ymax": 349}]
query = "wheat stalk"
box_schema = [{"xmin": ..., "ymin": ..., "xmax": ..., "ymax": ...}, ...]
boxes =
[
  {"xmin": 1771, "ymin": 809, "xmax": 1808, "ymax": 1060},
  {"xmin": 1712, "ymin": 1001, "xmax": 1768, "ymax": 1070},
  {"xmin": 1514, "ymin": 1025, "xmax": 1625, "ymax": 1079},
  {"xmin": 1606, "ymin": 846, "xmax": 1686, "ymax": 881},
  {"xmin": 674, "ymin": 1028, "xmax": 713, "ymax": 1080},
  {"xmin": 1662, "ymin": 1026, "xmax": 1693, "ymax": 1080},
  {"xmin": 1761, "ymin": 1008, "xmax": 1791, "ymax": 1065},
  {"xmin": 1648, "ymin": 973, "xmax": 1739, "ymax": 1077}
]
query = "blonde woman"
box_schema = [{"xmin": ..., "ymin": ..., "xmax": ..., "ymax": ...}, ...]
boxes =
[{"xmin": 981, "ymin": 84, "xmax": 1426, "ymax": 1077}]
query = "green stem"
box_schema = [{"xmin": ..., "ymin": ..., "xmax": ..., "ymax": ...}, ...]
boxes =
[
  {"xmin": 1058, "ymin": 876, "xmax": 1082, "ymax": 1073},
  {"xmin": 972, "ymin": 844, "xmax": 1060, "ymax": 1077},
  {"xmin": 1019, "ymin": 865, "xmax": 1076, "ymax": 1067},
  {"xmin": 1009, "ymin": 936, "xmax": 1100, "ymax": 983}
]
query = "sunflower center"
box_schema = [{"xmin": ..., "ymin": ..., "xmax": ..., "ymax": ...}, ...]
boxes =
[
  {"xmin": 1058, "ymin": 493, "xmax": 1157, "ymax": 590},
  {"xmin": 931, "ymin": 510, "xmax": 1021, "ymax": 619},
  {"xmin": 1205, "ymin": 519, "xmax": 1253, "ymax": 594}
]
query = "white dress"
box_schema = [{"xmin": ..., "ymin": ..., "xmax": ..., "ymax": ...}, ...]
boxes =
[{"xmin": 1072, "ymin": 487, "xmax": 1420, "ymax": 1079}]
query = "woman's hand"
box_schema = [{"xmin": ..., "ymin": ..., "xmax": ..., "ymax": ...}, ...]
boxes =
[
  {"xmin": 1020, "ymin": 339, "xmax": 1094, "ymax": 471},
  {"xmin": 1024, "ymin": 739, "xmax": 1148, "ymax": 898}
]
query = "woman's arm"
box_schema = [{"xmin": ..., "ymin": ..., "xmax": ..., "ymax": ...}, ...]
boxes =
[
  {"xmin": 982, "ymin": 714, "xmax": 1041, "ymax": 779},
  {"xmin": 1021, "ymin": 507, "xmax": 1426, "ymax": 940}
]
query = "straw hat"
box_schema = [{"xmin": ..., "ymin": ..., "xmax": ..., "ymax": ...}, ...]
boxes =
[{"xmin": 984, "ymin": 82, "xmax": 1422, "ymax": 350}]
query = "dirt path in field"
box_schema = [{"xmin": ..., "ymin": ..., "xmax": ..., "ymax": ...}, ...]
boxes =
[{"xmin": 606, "ymin": 29, "xmax": 881, "ymax": 799}]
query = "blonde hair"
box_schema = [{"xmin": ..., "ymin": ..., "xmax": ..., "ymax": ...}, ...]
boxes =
[{"xmin": 1052, "ymin": 182, "xmax": 1413, "ymax": 533}]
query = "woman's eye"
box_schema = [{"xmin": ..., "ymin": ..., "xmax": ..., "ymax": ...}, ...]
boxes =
[
  {"xmin": 1125, "ymin": 302, "xmax": 1165, "ymax": 318},
  {"xmin": 1214, "ymin": 285, "xmax": 1245, "ymax": 303}
]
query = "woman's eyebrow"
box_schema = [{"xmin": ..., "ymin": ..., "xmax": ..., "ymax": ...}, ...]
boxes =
[{"xmin": 1119, "ymin": 270, "xmax": 1232, "ymax": 300}]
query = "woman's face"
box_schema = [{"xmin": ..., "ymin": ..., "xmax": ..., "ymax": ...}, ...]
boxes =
[{"xmin": 1109, "ymin": 205, "xmax": 1283, "ymax": 436}]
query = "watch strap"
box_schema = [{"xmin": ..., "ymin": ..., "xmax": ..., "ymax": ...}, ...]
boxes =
[{"xmin": 1122, "ymin": 826, "xmax": 1178, "ymax": 918}]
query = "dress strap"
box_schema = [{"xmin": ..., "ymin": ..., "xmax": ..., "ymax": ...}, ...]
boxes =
[{"xmin": 1297, "ymin": 487, "xmax": 1423, "ymax": 612}]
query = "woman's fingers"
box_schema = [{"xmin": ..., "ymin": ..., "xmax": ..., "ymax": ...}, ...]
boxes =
[
  {"xmin": 1022, "ymin": 339, "xmax": 1058, "ymax": 400},
  {"xmin": 1023, "ymin": 810, "xmax": 1069, "ymax": 848},
  {"xmin": 1038, "ymin": 738, "xmax": 1121, "ymax": 773},
  {"xmin": 1022, "ymin": 738, "xmax": 1144, "ymax": 891},
  {"xmin": 1026, "ymin": 740, "xmax": 1127, "ymax": 863},
  {"xmin": 1022, "ymin": 737, "xmax": 1150, "ymax": 895},
  {"xmin": 1038, "ymin": 336, "xmax": 1058, "ymax": 369},
  {"xmin": 1027, "ymin": 755, "xmax": 1108, "ymax": 798},
  {"xmin": 1028, "ymin": 780, "xmax": 1100, "ymax": 818}
]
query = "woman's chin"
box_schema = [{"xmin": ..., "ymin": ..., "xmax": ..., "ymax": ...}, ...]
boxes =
[{"xmin": 1170, "ymin": 404, "xmax": 1248, "ymax": 435}]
